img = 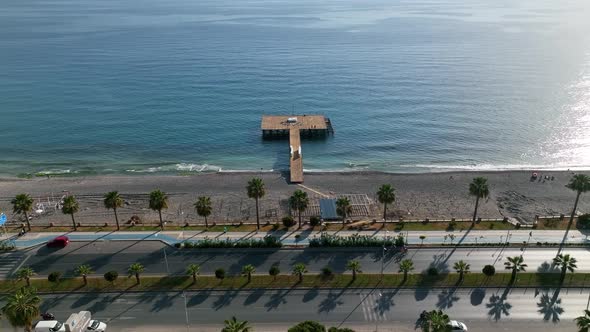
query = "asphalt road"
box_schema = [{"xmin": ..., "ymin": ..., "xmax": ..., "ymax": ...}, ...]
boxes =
[
  {"xmin": 0, "ymin": 288, "xmax": 585, "ymax": 331},
  {"xmin": 5, "ymin": 241, "xmax": 590, "ymax": 278}
]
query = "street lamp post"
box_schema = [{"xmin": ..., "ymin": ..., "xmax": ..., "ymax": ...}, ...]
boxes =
[{"xmin": 182, "ymin": 291, "xmax": 189, "ymax": 332}]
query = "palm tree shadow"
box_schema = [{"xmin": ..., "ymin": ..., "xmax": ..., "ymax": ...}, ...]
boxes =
[
  {"xmin": 436, "ymin": 288, "xmax": 460, "ymax": 310},
  {"xmin": 264, "ymin": 287, "xmax": 293, "ymax": 311},
  {"xmin": 318, "ymin": 290, "xmax": 345, "ymax": 313},
  {"xmin": 537, "ymin": 289, "xmax": 564, "ymax": 323},
  {"xmin": 374, "ymin": 288, "xmax": 400, "ymax": 315},
  {"xmin": 486, "ymin": 289, "xmax": 512, "ymax": 321}
]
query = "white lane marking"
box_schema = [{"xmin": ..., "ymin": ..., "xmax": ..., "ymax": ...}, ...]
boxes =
[{"xmin": 11, "ymin": 254, "xmax": 31, "ymax": 277}]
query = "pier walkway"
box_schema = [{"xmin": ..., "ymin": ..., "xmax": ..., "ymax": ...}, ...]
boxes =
[
  {"xmin": 289, "ymin": 128, "xmax": 303, "ymax": 183},
  {"xmin": 261, "ymin": 115, "xmax": 333, "ymax": 183}
]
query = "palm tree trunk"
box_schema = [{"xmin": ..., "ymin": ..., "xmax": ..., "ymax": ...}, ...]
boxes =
[
  {"xmin": 26, "ymin": 277, "xmax": 30, "ymax": 287},
  {"xmin": 342, "ymin": 213, "xmax": 346, "ymax": 226},
  {"xmin": 114, "ymin": 207, "xmax": 120, "ymax": 231},
  {"xmin": 71, "ymin": 213, "xmax": 77, "ymax": 231},
  {"xmin": 383, "ymin": 203, "xmax": 387, "ymax": 222},
  {"xmin": 511, "ymin": 269, "xmax": 517, "ymax": 282},
  {"xmin": 204, "ymin": 216, "xmax": 208, "ymax": 228},
  {"xmin": 193, "ymin": 274, "xmax": 197, "ymax": 283},
  {"xmin": 299, "ymin": 274, "xmax": 303, "ymax": 283},
  {"xmin": 298, "ymin": 210, "xmax": 302, "ymax": 229},
  {"xmin": 352, "ymin": 270, "xmax": 356, "ymax": 280},
  {"xmin": 472, "ymin": 196, "xmax": 480, "ymax": 223},
  {"xmin": 248, "ymin": 273, "xmax": 251, "ymax": 283},
  {"xmin": 567, "ymin": 191, "xmax": 581, "ymax": 232},
  {"xmin": 158, "ymin": 210, "xmax": 163, "ymax": 230},
  {"xmin": 24, "ymin": 211, "xmax": 31, "ymax": 231},
  {"xmin": 403, "ymin": 271, "xmax": 408, "ymax": 282},
  {"xmin": 83, "ymin": 275, "xmax": 87, "ymax": 285},
  {"xmin": 255, "ymin": 197, "xmax": 260, "ymax": 230},
  {"xmin": 135, "ymin": 273, "xmax": 140, "ymax": 284}
]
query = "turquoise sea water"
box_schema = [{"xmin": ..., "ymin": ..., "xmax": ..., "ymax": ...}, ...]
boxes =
[{"xmin": 1, "ymin": 0, "xmax": 590, "ymax": 176}]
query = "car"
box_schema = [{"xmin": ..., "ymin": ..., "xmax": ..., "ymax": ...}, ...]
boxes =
[
  {"xmin": 86, "ymin": 319, "xmax": 107, "ymax": 331},
  {"xmin": 447, "ymin": 320, "xmax": 468, "ymax": 331},
  {"xmin": 47, "ymin": 236, "xmax": 69, "ymax": 248}
]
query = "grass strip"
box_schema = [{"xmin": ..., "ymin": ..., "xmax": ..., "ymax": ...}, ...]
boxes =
[{"xmin": 3, "ymin": 273, "xmax": 588, "ymax": 293}]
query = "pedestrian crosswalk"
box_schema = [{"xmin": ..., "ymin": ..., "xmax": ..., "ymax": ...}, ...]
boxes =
[
  {"xmin": 0, "ymin": 252, "xmax": 27, "ymax": 279},
  {"xmin": 359, "ymin": 292, "xmax": 389, "ymax": 322}
]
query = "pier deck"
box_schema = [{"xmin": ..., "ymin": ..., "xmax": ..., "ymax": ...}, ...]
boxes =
[{"xmin": 261, "ymin": 115, "xmax": 332, "ymax": 183}]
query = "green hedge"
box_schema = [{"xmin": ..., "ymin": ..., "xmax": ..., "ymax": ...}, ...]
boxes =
[
  {"xmin": 177, "ymin": 235, "xmax": 282, "ymax": 249},
  {"xmin": 309, "ymin": 234, "xmax": 405, "ymax": 248}
]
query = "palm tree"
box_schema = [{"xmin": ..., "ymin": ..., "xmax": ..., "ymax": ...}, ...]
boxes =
[
  {"xmin": 149, "ymin": 189, "xmax": 168, "ymax": 230},
  {"xmin": 377, "ymin": 184, "xmax": 396, "ymax": 222},
  {"xmin": 566, "ymin": 174, "xmax": 590, "ymax": 234},
  {"xmin": 504, "ymin": 256, "xmax": 527, "ymax": 282},
  {"xmin": 11, "ymin": 194, "xmax": 34, "ymax": 231},
  {"xmin": 553, "ymin": 253, "xmax": 577, "ymax": 281},
  {"xmin": 1, "ymin": 287, "xmax": 41, "ymax": 332},
  {"xmin": 128, "ymin": 263, "xmax": 145, "ymax": 284},
  {"xmin": 241, "ymin": 264, "xmax": 256, "ymax": 283},
  {"xmin": 425, "ymin": 309, "xmax": 450, "ymax": 332},
  {"xmin": 336, "ymin": 197, "xmax": 352, "ymax": 226},
  {"xmin": 103, "ymin": 191, "xmax": 124, "ymax": 231},
  {"xmin": 15, "ymin": 267, "xmax": 35, "ymax": 287},
  {"xmin": 399, "ymin": 259, "xmax": 414, "ymax": 282},
  {"xmin": 186, "ymin": 263, "xmax": 201, "ymax": 283},
  {"xmin": 576, "ymin": 309, "xmax": 590, "ymax": 332},
  {"xmin": 246, "ymin": 178, "xmax": 265, "ymax": 230},
  {"xmin": 292, "ymin": 262, "xmax": 307, "ymax": 283},
  {"xmin": 222, "ymin": 316, "xmax": 252, "ymax": 332},
  {"xmin": 469, "ymin": 177, "xmax": 490, "ymax": 223},
  {"xmin": 346, "ymin": 260, "xmax": 362, "ymax": 280},
  {"xmin": 61, "ymin": 195, "xmax": 80, "ymax": 231},
  {"xmin": 289, "ymin": 189, "xmax": 309, "ymax": 228},
  {"xmin": 194, "ymin": 196, "xmax": 212, "ymax": 228},
  {"xmin": 74, "ymin": 264, "xmax": 93, "ymax": 286},
  {"xmin": 453, "ymin": 260, "xmax": 470, "ymax": 282}
]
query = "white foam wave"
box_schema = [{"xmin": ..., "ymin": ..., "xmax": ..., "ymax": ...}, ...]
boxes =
[
  {"xmin": 125, "ymin": 163, "xmax": 222, "ymax": 173},
  {"xmin": 35, "ymin": 169, "xmax": 75, "ymax": 175}
]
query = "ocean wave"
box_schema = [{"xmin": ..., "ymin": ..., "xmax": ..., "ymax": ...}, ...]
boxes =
[
  {"xmin": 125, "ymin": 163, "xmax": 222, "ymax": 173},
  {"xmin": 397, "ymin": 163, "xmax": 590, "ymax": 172},
  {"xmin": 35, "ymin": 169, "xmax": 76, "ymax": 175}
]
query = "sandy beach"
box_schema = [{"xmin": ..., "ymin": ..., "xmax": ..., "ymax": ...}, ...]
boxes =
[{"xmin": 0, "ymin": 170, "xmax": 587, "ymax": 227}]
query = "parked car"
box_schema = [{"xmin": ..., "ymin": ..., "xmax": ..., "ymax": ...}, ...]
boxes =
[
  {"xmin": 447, "ymin": 320, "xmax": 468, "ymax": 331},
  {"xmin": 86, "ymin": 320, "xmax": 107, "ymax": 331},
  {"xmin": 47, "ymin": 236, "xmax": 69, "ymax": 248}
]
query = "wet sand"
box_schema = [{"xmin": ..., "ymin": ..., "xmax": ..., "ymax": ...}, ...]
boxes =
[{"xmin": 0, "ymin": 170, "xmax": 587, "ymax": 226}]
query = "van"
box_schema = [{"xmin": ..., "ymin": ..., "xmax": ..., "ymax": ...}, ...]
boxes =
[{"xmin": 34, "ymin": 320, "xmax": 66, "ymax": 332}]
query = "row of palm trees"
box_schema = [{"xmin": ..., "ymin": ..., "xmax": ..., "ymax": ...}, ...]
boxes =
[
  {"xmin": 10, "ymin": 174, "xmax": 590, "ymax": 231},
  {"xmin": 13, "ymin": 253, "xmax": 578, "ymax": 290}
]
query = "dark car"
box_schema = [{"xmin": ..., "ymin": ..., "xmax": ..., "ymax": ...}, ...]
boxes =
[{"xmin": 47, "ymin": 236, "xmax": 69, "ymax": 248}]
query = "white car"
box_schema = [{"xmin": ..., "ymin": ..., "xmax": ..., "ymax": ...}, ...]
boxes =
[
  {"xmin": 86, "ymin": 320, "xmax": 107, "ymax": 331},
  {"xmin": 447, "ymin": 320, "xmax": 468, "ymax": 331}
]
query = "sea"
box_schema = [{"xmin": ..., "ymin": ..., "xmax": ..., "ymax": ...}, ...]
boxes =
[{"xmin": 1, "ymin": 0, "xmax": 590, "ymax": 177}]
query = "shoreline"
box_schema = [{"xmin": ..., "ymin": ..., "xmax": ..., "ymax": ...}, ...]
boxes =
[{"xmin": 2, "ymin": 167, "xmax": 588, "ymax": 181}]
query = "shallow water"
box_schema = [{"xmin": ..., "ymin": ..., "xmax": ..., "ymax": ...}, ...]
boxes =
[{"xmin": 1, "ymin": 0, "xmax": 590, "ymax": 176}]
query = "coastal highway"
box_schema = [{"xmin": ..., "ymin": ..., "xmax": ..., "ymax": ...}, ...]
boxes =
[
  {"xmin": 0, "ymin": 288, "xmax": 583, "ymax": 331},
  {"xmin": 4, "ymin": 241, "xmax": 590, "ymax": 278}
]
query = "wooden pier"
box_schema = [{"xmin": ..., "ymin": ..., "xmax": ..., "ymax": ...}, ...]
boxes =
[{"xmin": 261, "ymin": 115, "xmax": 333, "ymax": 183}]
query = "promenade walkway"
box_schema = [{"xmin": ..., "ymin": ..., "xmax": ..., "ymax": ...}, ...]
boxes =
[{"xmin": 1, "ymin": 229, "xmax": 586, "ymax": 249}]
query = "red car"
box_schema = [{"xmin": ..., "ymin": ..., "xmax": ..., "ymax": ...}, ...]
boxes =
[{"xmin": 47, "ymin": 236, "xmax": 69, "ymax": 248}]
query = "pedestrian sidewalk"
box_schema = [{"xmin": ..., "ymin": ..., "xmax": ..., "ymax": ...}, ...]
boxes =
[{"xmin": 1, "ymin": 227, "xmax": 587, "ymax": 249}]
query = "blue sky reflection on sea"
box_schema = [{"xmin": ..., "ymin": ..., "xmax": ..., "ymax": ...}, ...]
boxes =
[{"xmin": 0, "ymin": 0, "xmax": 589, "ymax": 176}]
